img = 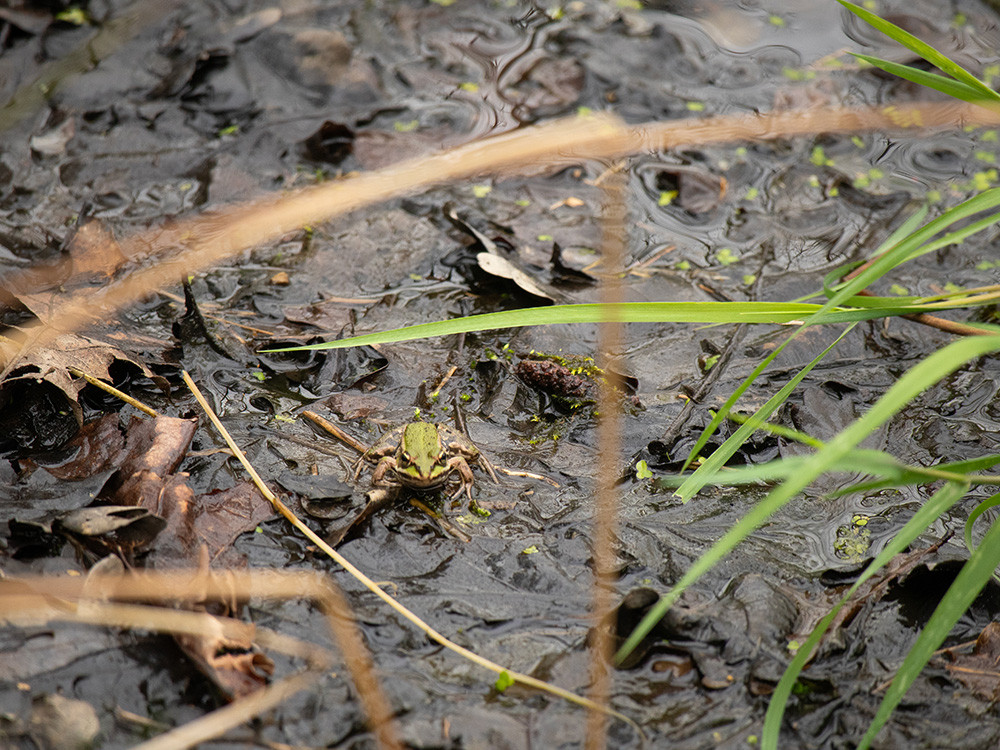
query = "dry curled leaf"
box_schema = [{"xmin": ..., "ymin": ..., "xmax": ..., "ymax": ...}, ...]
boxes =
[
  {"xmin": 174, "ymin": 612, "xmax": 275, "ymax": 700},
  {"xmin": 0, "ymin": 333, "xmax": 162, "ymax": 430}
]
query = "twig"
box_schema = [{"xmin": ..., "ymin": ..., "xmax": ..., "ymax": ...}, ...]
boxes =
[
  {"xmin": 302, "ymin": 409, "xmax": 369, "ymax": 453},
  {"xmin": 68, "ymin": 367, "xmax": 159, "ymax": 417},
  {"xmin": 495, "ymin": 466, "xmax": 561, "ymax": 487},
  {"xmin": 852, "ymin": 290, "xmax": 995, "ymax": 336},
  {"xmin": 429, "ymin": 365, "xmax": 458, "ymax": 399}
]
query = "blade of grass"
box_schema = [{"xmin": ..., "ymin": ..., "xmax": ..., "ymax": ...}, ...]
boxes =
[
  {"xmin": 964, "ymin": 491, "xmax": 1000, "ymax": 553},
  {"xmin": 660, "ymin": 450, "xmax": 1000, "ymax": 493},
  {"xmin": 761, "ymin": 480, "xmax": 970, "ymax": 750},
  {"xmin": 615, "ymin": 332, "xmax": 1000, "ymax": 662},
  {"xmin": 261, "ymin": 299, "xmax": 958, "ymax": 354},
  {"xmin": 676, "ymin": 192, "xmax": 1000, "ymax": 491},
  {"xmin": 859, "ymin": 507, "xmax": 1000, "ymax": 749},
  {"xmin": 678, "ymin": 332, "xmax": 791, "ymax": 473},
  {"xmin": 835, "ymin": 0, "xmax": 1000, "ymax": 105},
  {"xmin": 850, "ymin": 55, "xmax": 997, "ymax": 104},
  {"xmin": 655, "ymin": 449, "xmax": 907, "ymax": 489},
  {"xmin": 265, "ymin": 167, "xmax": 1000, "ymax": 359},
  {"xmin": 813, "ymin": 190, "xmax": 1000, "ymax": 315},
  {"xmin": 724, "ymin": 410, "xmax": 825, "ymax": 448},
  {"xmin": 681, "ymin": 204, "xmax": 929, "ymax": 475},
  {"xmin": 832, "ymin": 453, "xmax": 1000, "ymax": 497},
  {"xmin": 675, "ymin": 325, "xmax": 855, "ymax": 500}
]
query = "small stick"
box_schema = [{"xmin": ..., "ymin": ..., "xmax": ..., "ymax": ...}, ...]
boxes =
[
  {"xmin": 496, "ymin": 467, "xmax": 560, "ymax": 487},
  {"xmin": 429, "ymin": 365, "xmax": 458, "ymax": 400},
  {"xmin": 409, "ymin": 498, "xmax": 472, "ymax": 543},
  {"xmin": 68, "ymin": 367, "xmax": 159, "ymax": 417},
  {"xmin": 302, "ymin": 410, "xmax": 368, "ymax": 453}
]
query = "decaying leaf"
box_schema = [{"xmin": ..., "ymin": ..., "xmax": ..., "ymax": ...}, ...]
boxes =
[
  {"xmin": 55, "ymin": 505, "xmax": 168, "ymax": 560},
  {"xmin": 0, "ymin": 332, "xmax": 166, "ymax": 443},
  {"xmin": 938, "ymin": 621, "xmax": 1000, "ymax": 701},
  {"xmin": 476, "ymin": 251, "xmax": 555, "ymax": 302},
  {"xmin": 172, "ymin": 557, "xmax": 276, "ymax": 700},
  {"xmin": 174, "ymin": 612, "xmax": 275, "ymax": 700},
  {"xmin": 183, "ymin": 482, "xmax": 276, "ymax": 563},
  {"xmin": 445, "ymin": 207, "xmax": 556, "ymax": 301},
  {"xmin": 101, "ymin": 415, "xmax": 198, "ymax": 504},
  {"xmin": 94, "ymin": 415, "xmax": 272, "ymax": 563},
  {"xmin": 29, "ymin": 413, "xmax": 126, "ymax": 481}
]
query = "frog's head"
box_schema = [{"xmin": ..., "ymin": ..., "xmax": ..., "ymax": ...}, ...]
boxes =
[{"xmin": 398, "ymin": 422, "xmax": 448, "ymax": 484}]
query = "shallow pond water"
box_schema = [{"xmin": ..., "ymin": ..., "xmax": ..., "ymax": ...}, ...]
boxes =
[{"xmin": 3, "ymin": 0, "xmax": 1000, "ymax": 748}]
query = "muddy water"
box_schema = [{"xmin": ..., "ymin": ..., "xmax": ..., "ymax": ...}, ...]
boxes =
[{"xmin": 3, "ymin": 1, "xmax": 1000, "ymax": 748}]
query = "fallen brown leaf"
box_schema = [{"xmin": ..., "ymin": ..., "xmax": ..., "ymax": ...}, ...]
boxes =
[{"xmin": 939, "ymin": 621, "xmax": 1000, "ymax": 702}]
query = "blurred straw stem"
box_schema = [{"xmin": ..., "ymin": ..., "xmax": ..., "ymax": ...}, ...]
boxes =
[
  {"xmin": 3, "ymin": 101, "xmax": 1000, "ymax": 368},
  {"xmin": 587, "ymin": 164, "xmax": 628, "ymax": 749}
]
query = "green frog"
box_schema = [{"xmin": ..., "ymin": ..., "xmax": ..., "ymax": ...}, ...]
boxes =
[{"xmin": 354, "ymin": 422, "xmax": 497, "ymax": 501}]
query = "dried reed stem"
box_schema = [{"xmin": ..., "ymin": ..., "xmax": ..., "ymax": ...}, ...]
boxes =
[
  {"xmin": 4, "ymin": 101, "xmax": 1000, "ymax": 366},
  {"xmin": 586, "ymin": 165, "xmax": 627, "ymax": 749}
]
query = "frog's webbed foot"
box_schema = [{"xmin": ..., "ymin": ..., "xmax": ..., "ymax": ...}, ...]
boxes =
[
  {"xmin": 370, "ymin": 457, "xmax": 395, "ymax": 485},
  {"xmin": 447, "ymin": 482, "xmax": 472, "ymax": 503},
  {"xmin": 352, "ymin": 458, "xmax": 366, "ymax": 481},
  {"xmin": 445, "ymin": 457, "xmax": 477, "ymax": 502}
]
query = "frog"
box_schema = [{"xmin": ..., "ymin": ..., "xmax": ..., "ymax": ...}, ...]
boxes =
[{"xmin": 353, "ymin": 422, "xmax": 497, "ymax": 502}]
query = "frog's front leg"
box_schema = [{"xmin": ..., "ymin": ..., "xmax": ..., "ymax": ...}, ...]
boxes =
[
  {"xmin": 446, "ymin": 456, "xmax": 476, "ymax": 501},
  {"xmin": 371, "ymin": 456, "xmax": 397, "ymax": 485}
]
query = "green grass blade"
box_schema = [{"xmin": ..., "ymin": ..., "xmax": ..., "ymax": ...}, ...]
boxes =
[
  {"xmin": 615, "ymin": 333, "xmax": 1000, "ymax": 664},
  {"xmin": 685, "ymin": 202, "xmax": 932, "ymax": 476},
  {"xmin": 672, "ymin": 451, "xmax": 1000, "ymax": 497},
  {"xmin": 832, "ymin": 453, "xmax": 1000, "ymax": 497},
  {"xmin": 900, "ymin": 209, "xmax": 1000, "ymax": 264},
  {"xmin": 265, "ymin": 192, "xmax": 1000, "ymax": 356},
  {"xmin": 675, "ymin": 325, "xmax": 855, "ymax": 501},
  {"xmin": 859, "ymin": 509, "xmax": 1000, "ymax": 749},
  {"xmin": 835, "ymin": 0, "xmax": 1000, "ymax": 104},
  {"xmin": 850, "ymin": 54, "xmax": 997, "ymax": 104},
  {"xmin": 821, "ymin": 206, "xmax": 929, "ymax": 299},
  {"xmin": 677, "ymin": 195, "xmax": 1000, "ymax": 487},
  {"xmin": 260, "ymin": 301, "xmax": 937, "ymax": 353},
  {"xmin": 815, "ymin": 190, "xmax": 1000, "ymax": 316},
  {"xmin": 655, "ymin": 449, "xmax": 903, "ymax": 489},
  {"xmin": 964, "ymin": 491, "xmax": 1000, "ymax": 555},
  {"xmin": 678, "ymin": 334, "xmax": 790, "ymax": 473},
  {"xmin": 762, "ymin": 480, "xmax": 969, "ymax": 750},
  {"xmin": 724, "ymin": 410, "xmax": 825, "ymax": 448}
]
